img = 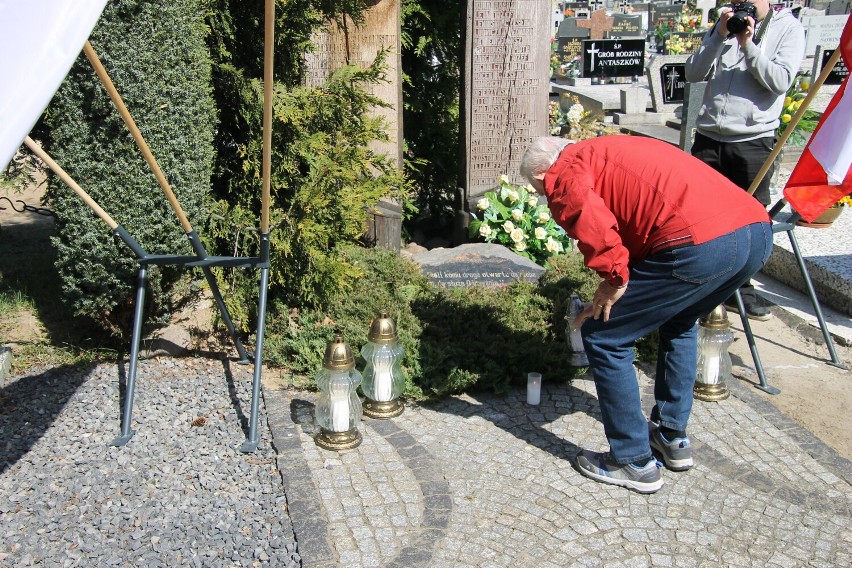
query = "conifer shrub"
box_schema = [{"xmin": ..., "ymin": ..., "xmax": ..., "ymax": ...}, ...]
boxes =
[
  {"xmin": 44, "ymin": 0, "xmax": 215, "ymax": 333},
  {"xmin": 264, "ymin": 244, "xmax": 598, "ymax": 400}
]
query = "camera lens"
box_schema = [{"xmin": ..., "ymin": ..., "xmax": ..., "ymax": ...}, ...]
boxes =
[{"xmin": 727, "ymin": 13, "xmax": 748, "ymax": 33}]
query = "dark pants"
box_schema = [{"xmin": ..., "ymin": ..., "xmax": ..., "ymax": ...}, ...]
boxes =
[
  {"xmin": 581, "ymin": 223, "xmax": 773, "ymax": 464},
  {"xmin": 691, "ymin": 132, "xmax": 774, "ymax": 207}
]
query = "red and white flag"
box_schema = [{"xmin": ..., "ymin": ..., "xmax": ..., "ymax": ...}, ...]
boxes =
[{"xmin": 783, "ymin": 15, "xmax": 852, "ymax": 222}]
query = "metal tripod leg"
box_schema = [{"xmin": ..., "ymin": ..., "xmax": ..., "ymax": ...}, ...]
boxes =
[
  {"xmin": 786, "ymin": 228, "xmax": 847, "ymax": 370},
  {"xmin": 186, "ymin": 231, "xmax": 251, "ymax": 364},
  {"xmin": 240, "ymin": 233, "xmax": 271, "ymax": 453},
  {"xmin": 111, "ymin": 265, "xmax": 148, "ymax": 445},
  {"xmin": 735, "ymin": 289, "xmax": 780, "ymax": 395}
]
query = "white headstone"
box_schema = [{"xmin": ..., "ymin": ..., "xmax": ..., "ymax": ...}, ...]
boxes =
[{"xmin": 802, "ymin": 14, "xmax": 848, "ymax": 55}]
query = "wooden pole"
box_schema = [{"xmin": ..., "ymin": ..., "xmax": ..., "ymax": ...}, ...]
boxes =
[
  {"xmin": 82, "ymin": 42, "xmax": 193, "ymax": 233},
  {"xmin": 261, "ymin": 0, "xmax": 275, "ymax": 234},
  {"xmin": 24, "ymin": 136, "xmax": 118, "ymax": 230},
  {"xmin": 747, "ymin": 47, "xmax": 844, "ymax": 196}
]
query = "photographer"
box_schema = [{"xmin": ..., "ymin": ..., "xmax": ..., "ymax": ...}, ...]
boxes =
[{"xmin": 685, "ymin": 0, "xmax": 804, "ymax": 320}]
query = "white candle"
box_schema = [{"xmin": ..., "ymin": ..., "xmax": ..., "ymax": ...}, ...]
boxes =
[
  {"xmin": 329, "ymin": 371, "xmax": 350, "ymax": 431},
  {"xmin": 527, "ymin": 372, "xmax": 542, "ymax": 405},
  {"xmin": 372, "ymin": 353, "xmax": 394, "ymax": 402},
  {"xmin": 702, "ymin": 354, "xmax": 721, "ymax": 385}
]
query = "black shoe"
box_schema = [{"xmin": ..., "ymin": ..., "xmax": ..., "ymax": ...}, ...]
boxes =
[{"xmin": 724, "ymin": 292, "xmax": 772, "ymax": 321}]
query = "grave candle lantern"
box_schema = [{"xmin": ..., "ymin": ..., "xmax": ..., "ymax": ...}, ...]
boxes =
[
  {"xmin": 314, "ymin": 334, "xmax": 363, "ymax": 450},
  {"xmin": 567, "ymin": 295, "xmax": 590, "ymax": 367},
  {"xmin": 361, "ymin": 310, "xmax": 405, "ymax": 419},
  {"xmin": 694, "ymin": 305, "xmax": 733, "ymax": 401}
]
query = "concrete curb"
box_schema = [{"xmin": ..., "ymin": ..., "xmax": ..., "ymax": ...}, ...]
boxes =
[{"xmin": 0, "ymin": 346, "xmax": 11, "ymax": 382}]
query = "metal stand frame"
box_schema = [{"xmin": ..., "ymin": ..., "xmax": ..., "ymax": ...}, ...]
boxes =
[
  {"xmin": 109, "ymin": 225, "xmax": 270, "ymax": 452},
  {"xmin": 734, "ymin": 202, "xmax": 848, "ymax": 395}
]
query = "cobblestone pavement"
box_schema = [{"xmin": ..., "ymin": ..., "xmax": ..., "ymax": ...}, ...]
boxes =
[{"xmin": 265, "ymin": 367, "xmax": 852, "ymax": 568}]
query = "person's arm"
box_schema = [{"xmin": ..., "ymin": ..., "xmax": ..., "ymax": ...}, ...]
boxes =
[
  {"xmin": 741, "ymin": 20, "xmax": 806, "ymax": 95},
  {"xmin": 545, "ymin": 166, "xmax": 630, "ymax": 288},
  {"xmin": 685, "ymin": 20, "xmax": 727, "ymax": 83}
]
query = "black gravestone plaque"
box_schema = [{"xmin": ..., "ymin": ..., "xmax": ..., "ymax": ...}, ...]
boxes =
[
  {"xmin": 651, "ymin": 3, "xmax": 685, "ymax": 27},
  {"xmin": 661, "ymin": 63, "xmax": 686, "ymax": 103},
  {"xmin": 608, "ymin": 13, "xmax": 645, "ymax": 37},
  {"xmin": 557, "ymin": 37, "xmax": 586, "ymax": 63},
  {"xmin": 821, "ymin": 48, "xmax": 850, "ymax": 84},
  {"xmin": 582, "ymin": 39, "xmax": 646, "ymax": 78}
]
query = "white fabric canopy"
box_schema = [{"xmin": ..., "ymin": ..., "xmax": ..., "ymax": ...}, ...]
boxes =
[{"xmin": 0, "ymin": 0, "xmax": 108, "ymax": 170}]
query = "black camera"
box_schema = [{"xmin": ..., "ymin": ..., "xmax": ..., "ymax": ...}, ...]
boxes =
[{"xmin": 726, "ymin": 2, "xmax": 758, "ymax": 34}]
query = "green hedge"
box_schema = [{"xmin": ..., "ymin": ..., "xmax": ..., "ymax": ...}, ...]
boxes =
[{"xmin": 45, "ymin": 0, "xmax": 215, "ymax": 333}]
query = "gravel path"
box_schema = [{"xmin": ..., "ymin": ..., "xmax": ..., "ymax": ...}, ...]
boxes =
[{"xmin": 0, "ymin": 357, "xmax": 300, "ymax": 567}]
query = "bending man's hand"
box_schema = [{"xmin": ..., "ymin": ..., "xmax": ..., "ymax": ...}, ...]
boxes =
[{"xmin": 573, "ymin": 280, "xmax": 627, "ymax": 327}]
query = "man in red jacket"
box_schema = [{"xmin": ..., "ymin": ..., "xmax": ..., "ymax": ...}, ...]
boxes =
[{"xmin": 521, "ymin": 135, "xmax": 772, "ymax": 493}]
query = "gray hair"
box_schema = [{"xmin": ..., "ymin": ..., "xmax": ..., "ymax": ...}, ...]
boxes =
[{"xmin": 519, "ymin": 137, "xmax": 572, "ymax": 182}]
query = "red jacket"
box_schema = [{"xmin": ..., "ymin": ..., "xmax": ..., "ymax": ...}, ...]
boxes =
[{"xmin": 543, "ymin": 136, "xmax": 770, "ymax": 287}]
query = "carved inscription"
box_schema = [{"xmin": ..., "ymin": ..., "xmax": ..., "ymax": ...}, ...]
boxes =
[{"xmin": 464, "ymin": 0, "xmax": 551, "ymax": 199}]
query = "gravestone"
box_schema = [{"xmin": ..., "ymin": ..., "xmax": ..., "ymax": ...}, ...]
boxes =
[
  {"xmin": 577, "ymin": 9, "xmax": 616, "ymax": 39},
  {"xmin": 802, "ymin": 14, "xmax": 848, "ymax": 55},
  {"xmin": 588, "ymin": 0, "xmax": 605, "ymax": 11},
  {"xmin": 411, "ymin": 243, "xmax": 546, "ymax": 289},
  {"xmin": 695, "ymin": 0, "xmax": 717, "ymax": 26},
  {"xmin": 462, "ymin": 0, "xmax": 551, "ymax": 200},
  {"xmin": 562, "ymin": 2, "xmax": 591, "ymax": 17},
  {"xmin": 616, "ymin": 0, "xmax": 632, "ymax": 13},
  {"xmin": 664, "ymin": 31, "xmax": 705, "ymax": 54},
  {"xmin": 812, "ymin": 45, "xmax": 851, "ymax": 83},
  {"xmin": 646, "ymin": 53, "xmax": 690, "ymax": 112},
  {"xmin": 303, "ymin": 1, "xmax": 403, "ymax": 167},
  {"xmin": 582, "ymin": 39, "xmax": 646, "ymax": 78},
  {"xmin": 556, "ymin": 17, "xmax": 591, "ymax": 75},
  {"xmin": 679, "ymin": 80, "xmax": 707, "ymax": 153},
  {"xmin": 650, "ymin": 3, "xmax": 685, "ymax": 27},
  {"xmin": 826, "ymin": 0, "xmax": 851, "ymax": 14},
  {"xmin": 608, "ymin": 13, "xmax": 645, "ymax": 37}
]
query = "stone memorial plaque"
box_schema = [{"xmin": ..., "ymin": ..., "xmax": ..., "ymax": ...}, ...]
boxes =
[
  {"xmin": 303, "ymin": 1, "xmax": 403, "ymax": 166},
  {"xmin": 462, "ymin": 0, "xmax": 551, "ymax": 200},
  {"xmin": 608, "ymin": 13, "xmax": 645, "ymax": 37},
  {"xmin": 646, "ymin": 53, "xmax": 690, "ymax": 111},
  {"xmin": 411, "ymin": 243, "xmax": 546, "ymax": 289},
  {"xmin": 813, "ymin": 46, "xmax": 850, "ymax": 83},
  {"xmin": 577, "ymin": 9, "xmax": 616, "ymax": 38},
  {"xmin": 557, "ymin": 16, "xmax": 591, "ymax": 66},
  {"xmin": 664, "ymin": 31, "xmax": 705, "ymax": 54},
  {"xmin": 582, "ymin": 38, "xmax": 646, "ymax": 78},
  {"xmin": 803, "ymin": 14, "xmax": 848, "ymax": 55}
]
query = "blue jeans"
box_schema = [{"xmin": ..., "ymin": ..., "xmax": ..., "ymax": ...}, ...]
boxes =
[{"xmin": 581, "ymin": 223, "xmax": 773, "ymax": 465}]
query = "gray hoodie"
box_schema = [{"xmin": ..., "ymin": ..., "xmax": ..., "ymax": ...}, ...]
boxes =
[{"xmin": 685, "ymin": 8, "xmax": 806, "ymax": 142}]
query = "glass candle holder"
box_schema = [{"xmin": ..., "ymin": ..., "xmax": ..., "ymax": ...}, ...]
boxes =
[
  {"xmin": 315, "ymin": 334, "xmax": 363, "ymax": 450},
  {"xmin": 527, "ymin": 372, "xmax": 542, "ymax": 405},
  {"xmin": 361, "ymin": 310, "xmax": 405, "ymax": 418},
  {"xmin": 695, "ymin": 305, "xmax": 733, "ymax": 401}
]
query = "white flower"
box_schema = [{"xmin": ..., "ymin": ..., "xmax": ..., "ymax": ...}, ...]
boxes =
[
  {"xmin": 534, "ymin": 227, "xmax": 548, "ymax": 240},
  {"xmin": 525, "ymin": 184, "xmax": 536, "ymax": 194},
  {"xmin": 545, "ymin": 236, "xmax": 563, "ymax": 253},
  {"xmin": 536, "ymin": 211, "xmax": 550, "ymax": 223},
  {"xmin": 510, "ymin": 227, "xmax": 525, "ymax": 243},
  {"xmin": 476, "ymin": 197, "xmax": 490, "ymax": 211},
  {"xmin": 567, "ymin": 103, "xmax": 584, "ymax": 126},
  {"xmin": 527, "ymin": 196, "xmax": 538, "ymax": 208},
  {"xmin": 498, "ymin": 174, "xmax": 510, "ymax": 185},
  {"xmin": 479, "ymin": 224, "xmax": 492, "ymax": 238},
  {"xmin": 505, "ymin": 189, "xmax": 519, "ymax": 204},
  {"xmin": 511, "ymin": 208, "xmax": 524, "ymax": 221},
  {"xmin": 514, "ymin": 241, "xmax": 527, "ymax": 252},
  {"xmin": 502, "ymin": 220, "xmax": 515, "ymax": 232}
]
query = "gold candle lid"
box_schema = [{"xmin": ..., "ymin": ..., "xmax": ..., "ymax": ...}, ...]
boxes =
[
  {"xmin": 322, "ymin": 334, "xmax": 355, "ymax": 370},
  {"xmin": 699, "ymin": 305, "xmax": 731, "ymax": 329},
  {"xmin": 367, "ymin": 310, "xmax": 398, "ymax": 344}
]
